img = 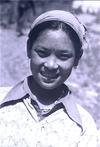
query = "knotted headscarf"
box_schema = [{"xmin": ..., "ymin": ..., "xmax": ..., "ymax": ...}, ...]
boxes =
[{"xmin": 27, "ymin": 10, "xmax": 87, "ymax": 51}]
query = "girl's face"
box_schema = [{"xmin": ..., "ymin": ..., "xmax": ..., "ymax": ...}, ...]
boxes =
[{"xmin": 30, "ymin": 29, "xmax": 75, "ymax": 89}]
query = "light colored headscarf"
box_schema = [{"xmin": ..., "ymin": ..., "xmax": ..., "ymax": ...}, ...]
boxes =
[{"xmin": 28, "ymin": 10, "xmax": 87, "ymax": 48}]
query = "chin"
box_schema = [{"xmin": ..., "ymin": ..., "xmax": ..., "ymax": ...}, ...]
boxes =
[
  {"xmin": 38, "ymin": 79, "xmax": 62, "ymax": 90},
  {"xmin": 36, "ymin": 74, "xmax": 63, "ymax": 89},
  {"xmin": 39, "ymin": 83, "xmax": 57, "ymax": 90}
]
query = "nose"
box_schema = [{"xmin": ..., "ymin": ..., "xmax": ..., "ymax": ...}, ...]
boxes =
[{"xmin": 44, "ymin": 56, "xmax": 58, "ymax": 70}]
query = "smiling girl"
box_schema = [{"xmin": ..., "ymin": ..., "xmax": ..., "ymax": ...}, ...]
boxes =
[{"xmin": 0, "ymin": 10, "xmax": 97, "ymax": 147}]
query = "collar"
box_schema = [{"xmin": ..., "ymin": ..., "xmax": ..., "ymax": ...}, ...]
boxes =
[{"xmin": 0, "ymin": 76, "xmax": 83, "ymax": 131}]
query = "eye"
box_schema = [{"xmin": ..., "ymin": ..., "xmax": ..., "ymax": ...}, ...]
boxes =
[
  {"xmin": 58, "ymin": 53, "xmax": 73, "ymax": 60},
  {"xmin": 35, "ymin": 49, "xmax": 50, "ymax": 58}
]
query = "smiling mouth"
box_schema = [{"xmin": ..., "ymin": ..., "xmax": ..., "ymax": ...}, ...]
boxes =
[{"xmin": 40, "ymin": 71, "xmax": 59, "ymax": 79}]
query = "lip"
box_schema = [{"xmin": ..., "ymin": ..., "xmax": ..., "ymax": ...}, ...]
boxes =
[{"xmin": 40, "ymin": 71, "xmax": 59, "ymax": 79}]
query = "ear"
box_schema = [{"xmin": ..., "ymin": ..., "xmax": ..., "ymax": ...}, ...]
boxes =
[
  {"xmin": 27, "ymin": 39, "xmax": 31, "ymax": 58},
  {"xmin": 74, "ymin": 49, "xmax": 83, "ymax": 67}
]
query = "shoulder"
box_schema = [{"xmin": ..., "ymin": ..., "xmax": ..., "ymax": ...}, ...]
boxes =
[
  {"xmin": 0, "ymin": 100, "xmax": 25, "ymax": 117},
  {"xmin": 0, "ymin": 82, "xmax": 29, "ymax": 123},
  {"xmin": 0, "ymin": 87, "xmax": 12, "ymax": 103},
  {"xmin": 0, "ymin": 98, "xmax": 32, "ymax": 134},
  {"xmin": 0, "ymin": 78, "xmax": 28, "ymax": 106},
  {"xmin": 0, "ymin": 100, "xmax": 32, "ymax": 146},
  {"xmin": 76, "ymin": 105, "xmax": 98, "ymax": 146},
  {"xmin": 0, "ymin": 76, "xmax": 31, "ymax": 124},
  {"xmin": 77, "ymin": 104, "xmax": 96, "ymax": 123},
  {"xmin": 76, "ymin": 104, "xmax": 97, "ymax": 130}
]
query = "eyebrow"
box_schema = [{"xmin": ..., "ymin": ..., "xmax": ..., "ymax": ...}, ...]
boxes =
[
  {"xmin": 35, "ymin": 46, "xmax": 50, "ymax": 51},
  {"xmin": 35, "ymin": 46, "xmax": 73, "ymax": 54},
  {"xmin": 58, "ymin": 50, "xmax": 72, "ymax": 53}
]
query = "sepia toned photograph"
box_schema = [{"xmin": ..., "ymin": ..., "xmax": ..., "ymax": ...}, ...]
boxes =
[{"xmin": 0, "ymin": 0, "xmax": 100, "ymax": 146}]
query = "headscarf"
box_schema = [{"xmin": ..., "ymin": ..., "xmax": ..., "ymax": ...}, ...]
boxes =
[{"xmin": 27, "ymin": 10, "xmax": 87, "ymax": 50}]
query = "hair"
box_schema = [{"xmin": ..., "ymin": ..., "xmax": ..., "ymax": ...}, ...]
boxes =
[{"xmin": 27, "ymin": 21, "xmax": 83, "ymax": 66}]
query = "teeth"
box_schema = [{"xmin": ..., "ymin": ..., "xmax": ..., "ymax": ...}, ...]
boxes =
[
  {"xmin": 41, "ymin": 71, "xmax": 59, "ymax": 78},
  {"xmin": 44, "ymin": 74, "xmax": 56, "ymax": 78}
]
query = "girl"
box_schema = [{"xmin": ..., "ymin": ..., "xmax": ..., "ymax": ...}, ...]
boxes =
[{"xmin": 0, "ymin": 10, "xmax": 97, "ymax": 147}]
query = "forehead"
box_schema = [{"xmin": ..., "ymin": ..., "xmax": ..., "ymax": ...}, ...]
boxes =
[{"xmin": 32, "ymin": 29, "xmax": 75, "ymax": 52}]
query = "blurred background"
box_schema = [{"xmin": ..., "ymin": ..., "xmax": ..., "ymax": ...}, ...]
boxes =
[{"xmin": 0, "ymin": 0, "xmax": 100, "ymax": 138}]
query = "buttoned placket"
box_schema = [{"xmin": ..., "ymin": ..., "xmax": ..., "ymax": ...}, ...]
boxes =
[
  {"xmin": 23, "ymin": 97, "xmax": 71, "ymax": 147},
  {"xmin": 23, "ymin": 97, "xmax": 53, "ymax": 146}
]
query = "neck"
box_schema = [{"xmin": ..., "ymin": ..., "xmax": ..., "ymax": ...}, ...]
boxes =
[{"xmin": 28, "ymin": 76, "xmax": 68, "ymax": 105}]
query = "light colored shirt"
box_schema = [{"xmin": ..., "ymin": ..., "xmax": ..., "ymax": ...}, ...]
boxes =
[{"xmin": 0, "ymin": 76, "xmax": 97, "ymax": 147}]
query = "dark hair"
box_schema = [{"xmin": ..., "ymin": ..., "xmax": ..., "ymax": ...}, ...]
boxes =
[{"xmin": 27, "ymin": 21, "xmax": 83, "ymax": 66}]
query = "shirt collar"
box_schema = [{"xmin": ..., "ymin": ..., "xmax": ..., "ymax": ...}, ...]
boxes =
[{"xmin": 0, "ymin": 76, "xmax": 83, "ymax": 130}]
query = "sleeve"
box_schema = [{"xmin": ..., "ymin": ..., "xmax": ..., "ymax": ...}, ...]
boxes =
[{"xmin": 77, "ymin": 105, "xmax": 98, "ymax": 147}]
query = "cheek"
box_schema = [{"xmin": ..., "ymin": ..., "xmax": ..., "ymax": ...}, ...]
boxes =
[
  {"xmin": 30, "ymin": 52, "xmax": 41, "ymax": 65},
  {"xmin": 61, "ymin": 65, "xmax": 73, "ymax": 81},
  {"xmin": 30, "ymin": 58, "xmax": 39, "ymax": 70},
  {"xmin": 59, "ymin": 59, "xmax": 74, "ymax": 79},
  {"xmin": 30, "ymin": 55, "xmax": 44, "ymax": 71},
  {"xmin": 60, "ymin": 59, "xmax": 75, "ymax": 71},
  {"xmin": 61, "ymin": 65, "xmax": 73, "ymax": 77}
]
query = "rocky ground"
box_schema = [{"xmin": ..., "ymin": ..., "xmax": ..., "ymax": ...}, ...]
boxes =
[{"xmin": 0, "ymin": 13, "xmax": 100, "ymax": 145}]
